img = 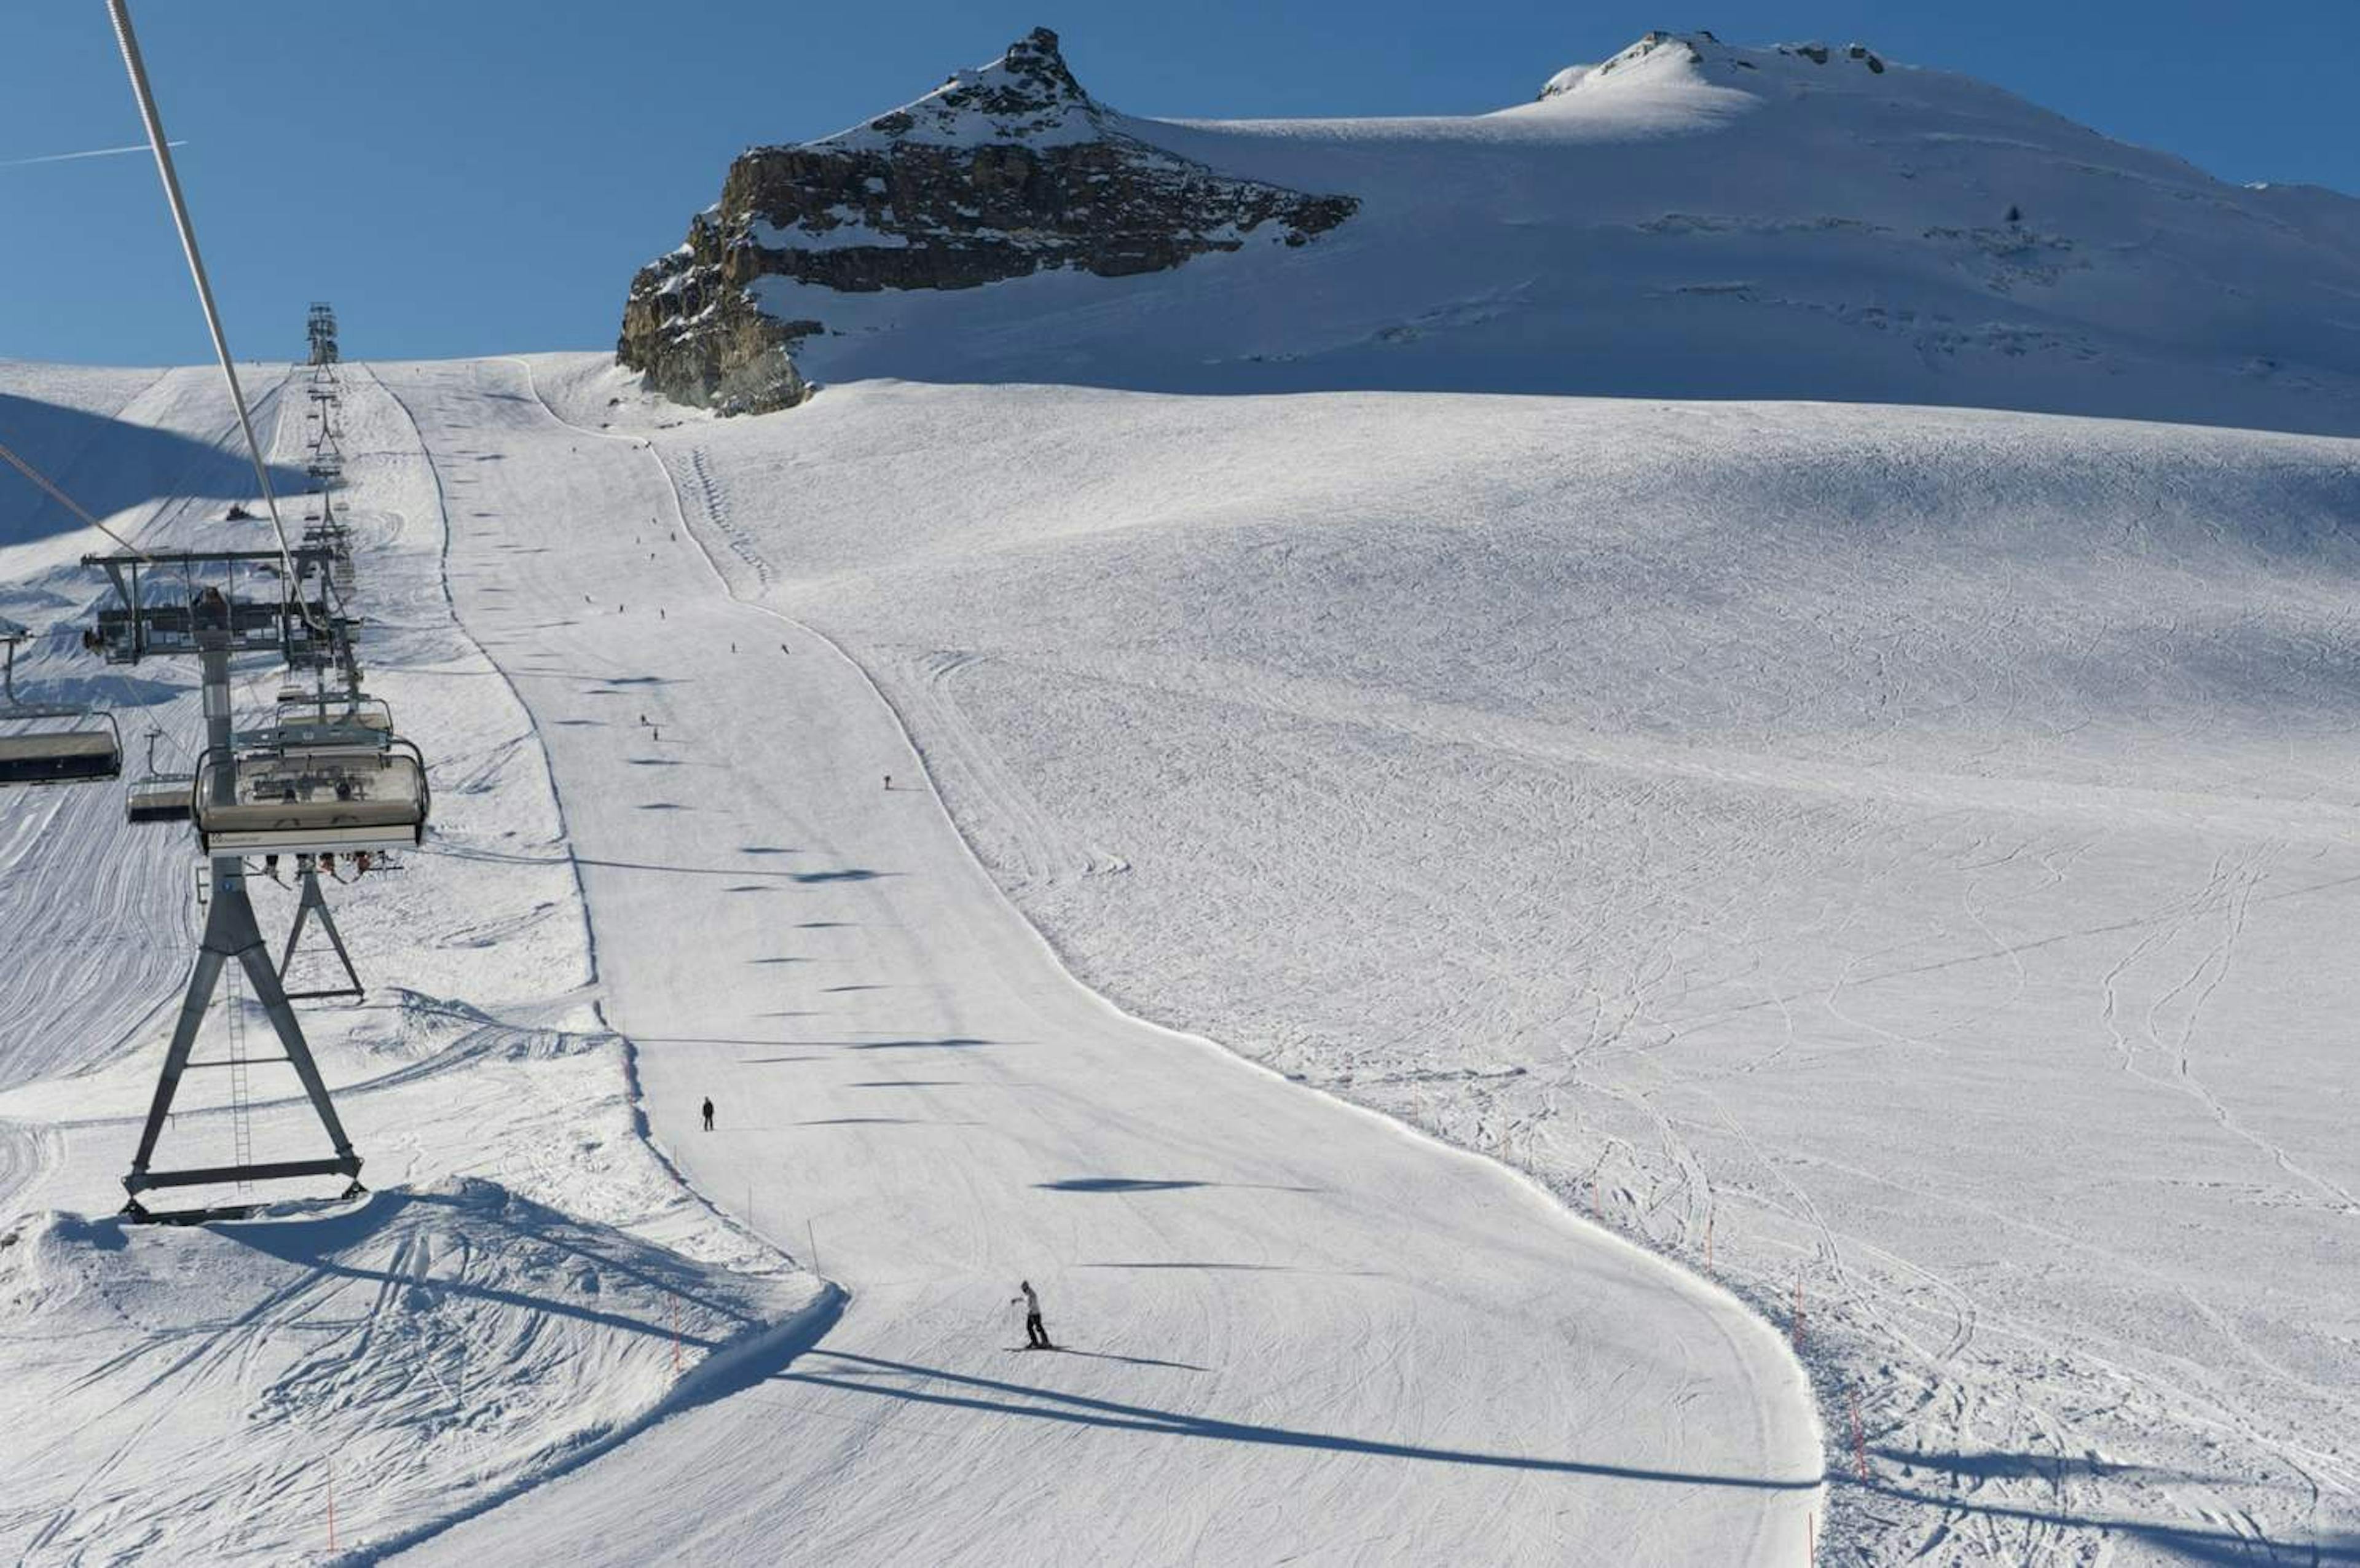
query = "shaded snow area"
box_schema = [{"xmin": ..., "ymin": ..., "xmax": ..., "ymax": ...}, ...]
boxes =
[
  {"xmin": 0, "ymin": 1180, "xmax": 812, "ymax": 1564},
  {"xmin": 749, "ymin": 28, "xmax": 2360, "ymax": 437},
  {"xmin": 618, "ymin": 370, "xmax": 2360, "ymax": 1565},
  {"xmin": 0, "ymin": 360, "xmax": 821, "ymax": 1562}
]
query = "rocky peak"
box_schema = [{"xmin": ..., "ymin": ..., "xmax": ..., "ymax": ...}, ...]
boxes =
[
  {"xmin": 840, "ymin": 27, "xmax": 1100, "ymax": 147},
  {"xmin": 616, "ymin": 27, "xmax": 1358, "ymax": 415}
]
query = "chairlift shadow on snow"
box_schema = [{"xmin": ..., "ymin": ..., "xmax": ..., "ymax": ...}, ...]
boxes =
[
  {"xmin": 1849, "ymin": 1469, "xmax": 2360, "ymax": 1564},
  {"xmin": 846, "ymin": 1035, "xmax": 994, "ymax": 1051},
  {"xmin": 215, "ymin": 1184, "xmax": 758, "ymax": 1339},
  {"xmin": 795, "ymin": 1116, "xmax": 983, "ymax": 1127},
  {"xmin": 1037, "ymin": 1178, "xmax": 1209, "ymax": 1194},
  {"xmin": 1037, "ymin": 1177, "xmax": 1321, "ymax": 1194},
  {"xmin": 564, "ymin": 855, "xmax": 853, "ymax": 881},
  {"xmin": 776, "ymin": 1350, "xmax": 1825, "ymax": 1489},
  {"xmin": 1870, "ymin": 1447, "xmax": 2179, "ymax": 1485},
  {"xmin": 1082, "ymin": 1260, "xmax": 1312, "ymax": 1272},
  {"xmin": 1016, "ymin": 1347, "xmax": 1210, "ymax": 1372}
]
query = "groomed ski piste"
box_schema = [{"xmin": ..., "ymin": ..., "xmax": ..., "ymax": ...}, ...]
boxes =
[
  {"xmin": 0, "ymin": 356, "xmax": 1825, "ymax": 1562},
  {"xmin": 4, "ymin": 23, "xmax": 2360, "ymax": 1568},
  {"xmin": 7, "ymin": 351, "xmax": 2359, "ymax": 1566}
]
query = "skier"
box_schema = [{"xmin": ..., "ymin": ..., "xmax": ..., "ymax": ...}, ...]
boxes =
[
  {"xmin": 883, "ymin": 774, "xmax": 892, "ymax": 791},
  {"xmin": 701, "ymin": 1096, "xmax": 715, "ymax": 1132},
  {"xmin": 1011, "ymin": 1280, "xmax": 1052, "ymax": 1349}
]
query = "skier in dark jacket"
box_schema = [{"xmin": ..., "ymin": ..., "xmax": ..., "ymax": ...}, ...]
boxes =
[
  {"xmin": 701, "ymin": 1096, "xmax": 715, "ymax": 1131},
  {"xmin": 1012, "ymin": 1280, "xmax": 1052, "ymax": 1349}
]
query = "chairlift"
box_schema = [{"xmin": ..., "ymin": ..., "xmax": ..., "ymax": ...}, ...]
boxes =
[
  {"xmin": 194, "ymin": 691, "xmax": 427, "ymax": 856},
  {"xmin": 0, "ymin": 621, "xmax": 123, "ymax": 787},
  {"xmin": 125, "ymin": 726, "xmax": 195, "ymax": 824},
  {"xmin": 260, "ymin": 689, "xmax": 394, "ymax": 748}
]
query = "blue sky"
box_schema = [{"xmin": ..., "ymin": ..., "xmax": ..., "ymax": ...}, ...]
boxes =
[{"xmin": 2, "ymin": 1, "xmax": 2354, "ymax": 366}]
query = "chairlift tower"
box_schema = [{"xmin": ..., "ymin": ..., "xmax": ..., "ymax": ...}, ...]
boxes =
[
  {"xmin": 82, "ymin": 548, "xmax": 369, "ymax": 1218},
  {"xmin": 305, "ymin": 418, "xmax": 345, "ymax": 492},
  {"xmin": 305, "ymin": 382, "xmax": 341, "ymax": 440},
  {"xmin": 305, "ymin": 302, "xmax": 339, "ymax": 367}
]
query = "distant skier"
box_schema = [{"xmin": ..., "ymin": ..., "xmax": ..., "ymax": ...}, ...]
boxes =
[
  {"xmin": 701, "ymin": 1096, "xmax": 715, "ymax": 1131},
  {"xmin": 1012, "ymin": 1280, "xmax": 1052, "ymax": 1349}
]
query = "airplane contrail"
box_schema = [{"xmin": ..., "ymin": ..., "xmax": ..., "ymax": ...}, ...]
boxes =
[{"xmin": 0, "ymin": 139, "xmax": 186, "ymax": 169}]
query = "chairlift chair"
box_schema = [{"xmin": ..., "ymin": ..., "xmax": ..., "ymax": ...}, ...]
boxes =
[
  {"xmin": 125, "ymin": 727, "xmax": 194, "ymax": 824},
  {"xmin": 265, "ymin": 689, "xmax": 393, "ymax": 745},
  {"xmin": 125, "ymin": 774, "xmax": 193, "ymax": 823},
  {"xmin": 0, "ymin": 621, "xmax": 123, "ymax": 786},
  {"xmin": 195, "ymin": 692, "xmax": 427, "ymax": 856}
]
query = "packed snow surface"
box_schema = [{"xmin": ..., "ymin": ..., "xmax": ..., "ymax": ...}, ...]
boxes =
[
  {"xmin": 0, "ymin": 359, "xmax": 824, "ymax": 1561},
  {"xmin": 545, "ymin": 356, "xmax": 2360, "ymax": 1564},
  {"xmin": 1, "ymin": 353, "xmax": 1821, "ymax": 1563}
]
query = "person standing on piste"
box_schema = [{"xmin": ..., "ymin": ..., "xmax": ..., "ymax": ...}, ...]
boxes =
[{"xmin": 1012, "ymin": 1279, "xmax": 1053, "ymax": 1349}]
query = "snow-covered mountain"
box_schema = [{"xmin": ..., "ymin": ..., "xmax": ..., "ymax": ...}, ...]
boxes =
[
  {"xmin": 619, "ymin": 27, "xmax": 1356, "ymax": 412},
  {"xmin": 621, "ymin": 26, "xmax": 2360, "ymax": 433},
  {"xmin": 7, "ymin": 21, "xmax": 2360, "ymax": 1568}
]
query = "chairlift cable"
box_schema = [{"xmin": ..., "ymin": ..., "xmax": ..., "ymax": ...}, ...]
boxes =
[{"xmin": 104, "ymin": 0, "xmax": 315, "ymax": 622}]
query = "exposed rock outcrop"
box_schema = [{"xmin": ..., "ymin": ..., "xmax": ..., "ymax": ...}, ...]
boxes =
[{"xmin": 618, "ymin": 28, "xmax": 1358, "ymax": 414}]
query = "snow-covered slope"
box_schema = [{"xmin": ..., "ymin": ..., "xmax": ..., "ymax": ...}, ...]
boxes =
[
  {"xmin": 359, "ymin": 356, "xmax": 1820, "ymax": 1565},
  {"xmin": 565, "ymin": 362, "xmax": 2360, "ymax": 1564},
  {"xmin": 0, "ymin": 351, "xmax": 1828, "ymax": 1564},
  {"xmin": 694, "ymin": 27, "xmax": 2360, "ymax": 434},
  {"xmin": 0, "ymin": 361, "xmax": 827, "ymax": 1560}
]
